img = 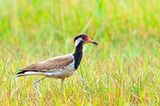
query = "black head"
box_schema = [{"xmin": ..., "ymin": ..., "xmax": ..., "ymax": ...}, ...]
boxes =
[
  {"xmin": 74, "ymin": 34, "xmax": 87, "ymax": 42},
  {"xmin": 74, "ymin": 34, "xmax": 98, "ymax": 46}
]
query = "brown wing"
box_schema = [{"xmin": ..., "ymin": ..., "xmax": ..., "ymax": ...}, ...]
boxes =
[{"xmin": 20, "ymin": 54, "xmax": 73, "ymax": 71}]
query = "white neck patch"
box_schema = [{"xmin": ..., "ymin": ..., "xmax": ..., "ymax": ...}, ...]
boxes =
[{"xmin": 75, "ymin": 38, "xmax": 83, "ymax": 47}]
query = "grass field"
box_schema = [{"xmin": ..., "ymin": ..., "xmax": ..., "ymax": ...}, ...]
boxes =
[{"xmin": 0, "ymin": 0, "xmax": 160, "ymax": 105}]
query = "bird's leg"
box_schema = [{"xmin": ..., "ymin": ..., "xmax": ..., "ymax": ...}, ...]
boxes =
[
  {"xmin": 60, "ymin": 78, "xmax": 65, "ymax": 91},
  {"xmin": 33, "ymin": 76, "xmax": 47, "ymax": 96},
  {"xmin": 61, "ymin": 78, "xmax": 65, "ymax": 86},
  {"xmin": 34, "ymin": 76, "xmax": 47, "ymax": 85}
]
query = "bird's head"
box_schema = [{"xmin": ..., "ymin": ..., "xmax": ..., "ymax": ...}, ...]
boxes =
[{"xmin": 74, "ymin": 34, "xmax": 98, "ymax": 47}]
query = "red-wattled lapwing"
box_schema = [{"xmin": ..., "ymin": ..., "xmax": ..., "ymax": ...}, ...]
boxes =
[{"xmin": 16, "ymin": 34, "xmax": 98, "ymax": 85}]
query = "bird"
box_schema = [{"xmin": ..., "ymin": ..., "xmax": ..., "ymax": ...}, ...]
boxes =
[{"xmin": 16, "ymin": 34, "xmax": 98, "ymax": 85}]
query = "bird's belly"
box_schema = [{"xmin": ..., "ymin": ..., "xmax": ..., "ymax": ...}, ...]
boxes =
[
  {"xmin": 44, "ymin": 68, "xmax": 75, "ymax": 78},
  {"xmin": 43, "ymin": 60, "xmax": 75, "ymax": 79}
]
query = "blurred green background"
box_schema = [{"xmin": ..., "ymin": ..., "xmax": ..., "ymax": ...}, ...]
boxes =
[{"xmin": 0, "ymin": 0, "xmax": 160, "ymax": 105}]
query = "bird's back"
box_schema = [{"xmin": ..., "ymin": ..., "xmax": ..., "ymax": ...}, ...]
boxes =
[{"xmin": 17, "ymin": 54, "xmax": 74, "ymax": 77}]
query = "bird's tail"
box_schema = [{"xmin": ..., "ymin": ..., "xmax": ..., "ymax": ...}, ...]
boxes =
[{"xmin": 16, "ymin": 70, "xmax": 43, "ymax": 77}]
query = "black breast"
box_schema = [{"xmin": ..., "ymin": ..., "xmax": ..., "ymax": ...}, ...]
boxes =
[
  {"xmin": 73, "ymin": 41, "xmax": 83, "ymax": 70},
  {"xmin": 73, "ymin": 52, "xmax": 83, "ymax": 69}
]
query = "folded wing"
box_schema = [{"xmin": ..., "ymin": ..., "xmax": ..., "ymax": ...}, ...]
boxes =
[{"xmin": 17, "ymin": 54, "xmax": 73, "ymax": 76}]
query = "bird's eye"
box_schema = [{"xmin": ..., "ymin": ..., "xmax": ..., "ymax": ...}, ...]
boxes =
[{"xmin": 82, "ymin": 36, "xmax": 87, "ymax": 40}]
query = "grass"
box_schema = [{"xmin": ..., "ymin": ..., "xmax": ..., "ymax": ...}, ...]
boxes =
[{"xmin": 0, "ymin": 0, "xmax": 160, "ymax": 105}]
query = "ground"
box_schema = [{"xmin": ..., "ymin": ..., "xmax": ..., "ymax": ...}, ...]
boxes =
[{"xmin": 0, "ymin": 0, "xmax": 160, "ymax": 105}]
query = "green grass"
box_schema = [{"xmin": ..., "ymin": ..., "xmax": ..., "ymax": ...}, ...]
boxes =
[{"xmin": 0, "ymin": 0, "xmax": 160, "ymax": 105}]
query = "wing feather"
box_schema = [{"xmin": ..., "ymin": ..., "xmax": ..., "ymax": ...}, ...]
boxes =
[{"xmin": 20, "ymin": 54, "xmax": 73, "ymax": 71}]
